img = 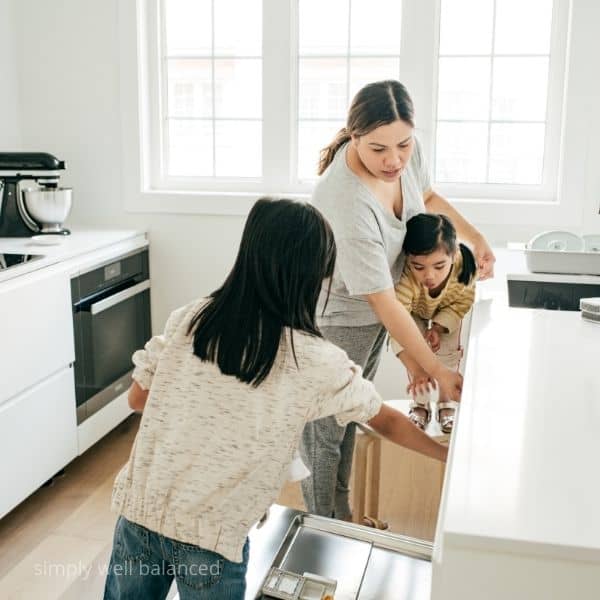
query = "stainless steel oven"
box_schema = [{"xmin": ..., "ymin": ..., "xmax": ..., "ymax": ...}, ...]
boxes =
[{"xmin": 71, "ymin": 248, "xmax": 151, "ymax": 424}]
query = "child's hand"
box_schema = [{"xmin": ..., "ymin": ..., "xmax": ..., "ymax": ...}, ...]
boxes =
[
  {"xmin": 406, "ymin": 370, "xmax": 437, "ymax": 398},
  {"xmin": 424, "ymin": 327, "xmax": 441, "ymax": 352}
]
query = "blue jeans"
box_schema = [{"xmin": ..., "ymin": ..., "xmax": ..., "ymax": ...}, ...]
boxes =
[{"xmin": 103, "ymin": 516, "xmax": 249, "ymax": 600}]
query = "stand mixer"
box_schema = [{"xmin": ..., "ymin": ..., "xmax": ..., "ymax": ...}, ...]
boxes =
[{"xmin": 0, "ymin": 152, "xmax": 72, "ymax": 237}]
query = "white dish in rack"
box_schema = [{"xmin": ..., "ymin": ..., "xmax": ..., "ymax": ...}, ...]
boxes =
[
  {"xmin": 528, "ymin": 230, "xmax": 584, "ymax": 252},
  {"xmin": 582, "ymin": 234, "xmax": 600, "ymax": 252},
  {"xmin": 525, "ymin": 231, "xmax": 600, "ymax": 275}
]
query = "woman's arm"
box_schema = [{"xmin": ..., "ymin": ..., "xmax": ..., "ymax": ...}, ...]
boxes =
[
  {"xmin": 367, "ymin": 289, "xmax": 462, "ymax": 401},
  {"xmin": 368, "ymin": 403, "xmax": 448, "ymax": 462},
  {"xmin": 423, "ymin": 189, "xmax": 496, "ymax": 280}
]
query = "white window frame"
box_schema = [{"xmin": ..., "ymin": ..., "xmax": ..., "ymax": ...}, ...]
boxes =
[
  {"xmin": 119, "ymin": 0, "xmax": 591, "ymax": 229},
  {"xmin": 432, "ymin": 0, "xmax": 568, "ymax": 201},
  {"xmin": 119, "ymin": 0, "xmax": 300, "ymax": 217},
  {"xmin": 400, "ymin": 0, "xmax": 583, "ymax": 228}
]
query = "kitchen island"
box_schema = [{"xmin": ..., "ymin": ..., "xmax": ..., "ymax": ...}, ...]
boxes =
[
  {"xmin": 242, "ymin": 250, "xmax": 600, "ymax": 599},
  {"xmin": 431, "ymin": 257, "xmax": 600, "ymax": 599}
]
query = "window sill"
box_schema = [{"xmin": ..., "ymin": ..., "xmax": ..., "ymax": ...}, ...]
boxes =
[
  {"xmin": 449, "ymin": 196, "xmax": 581, "ymax": 228},
  {"xmin": 125, "ymin": 189, "xmax": 580, "ymax": 227},
  {"xmin": 124, "ymin": 189, "xmax": 312, "ymax": 216}
]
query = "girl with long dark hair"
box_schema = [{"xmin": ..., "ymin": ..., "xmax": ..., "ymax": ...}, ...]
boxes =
[{"xmin": 103, "ymin": 197, "xmax": 448, "ymax": 600}]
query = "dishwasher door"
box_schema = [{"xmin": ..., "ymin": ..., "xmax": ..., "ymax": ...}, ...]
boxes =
[
  {"xmin": 255, "ymin": 513, "xmax": 432, "ymax": 600},
  {"xmin": 357, "ymin": 546, "xmax": 431, "ymax": 600}
]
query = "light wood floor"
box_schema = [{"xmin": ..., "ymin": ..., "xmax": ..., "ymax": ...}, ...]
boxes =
[{"xmin": 0, "ymin": 414, "xmax": 442, "ymax": 599}]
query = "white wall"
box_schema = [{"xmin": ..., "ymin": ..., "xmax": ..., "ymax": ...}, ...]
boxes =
[
  {"xmin": 11, "ymin": 0, "xmax": 246, "ymax": 332},
  {"xmin": 9, "ymin": 0, "xmax": 600, "ymax": 360},
  {"xmin": 0, "ymin": 0, "xmax": 21, "ymax": 147}
]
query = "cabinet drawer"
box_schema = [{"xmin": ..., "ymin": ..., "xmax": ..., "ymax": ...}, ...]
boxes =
[
  {"xmin": 0, "ymin": 269, "xmax": 74, "ymax": 404},
  {"xmin": 0, "ymin": 366, "xmax": 77, "ymax": 519}
]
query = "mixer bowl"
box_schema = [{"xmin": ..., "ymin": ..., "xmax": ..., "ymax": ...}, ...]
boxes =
[{"xmin": 22, "ymin": 188, "xmax": 72, "ymax": 233}]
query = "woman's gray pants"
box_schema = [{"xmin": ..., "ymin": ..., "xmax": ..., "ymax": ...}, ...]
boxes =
[{"xmin": 300, "ymin": 323, "xmax": 387, "ymax": 520}]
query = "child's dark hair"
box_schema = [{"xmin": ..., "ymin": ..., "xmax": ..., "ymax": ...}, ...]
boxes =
[
  {"xmin": 187, "ymin": 197, "xmax": 337, "ymax": 387},
  {"xmin": 403, "ymin": 213, "xmax": 477, "ymax": 285}
]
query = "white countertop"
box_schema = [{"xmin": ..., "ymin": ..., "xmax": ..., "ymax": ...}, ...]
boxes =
[
  {"xmin": 438, "ymin": 252, "xmax": 600, "ymax": 563},
  {"xmin": 0, "ymin": 229, "xmax": 147, "ymax": 284}
]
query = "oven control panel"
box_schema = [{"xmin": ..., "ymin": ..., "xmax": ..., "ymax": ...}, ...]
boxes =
[{"xmin": 71, "ymin": 249, "xmax": 149, "ymax": 303}]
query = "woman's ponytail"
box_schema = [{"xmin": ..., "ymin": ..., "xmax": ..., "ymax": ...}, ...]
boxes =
[
  {"xmin": 458, "ymin": 243, "xmax": 477, "ymax": 285},
  {"xmin": 318, "ymin": 127, "xmax": 352, "ymax": 175}
]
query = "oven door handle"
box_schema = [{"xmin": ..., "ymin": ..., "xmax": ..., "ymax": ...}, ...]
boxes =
[{"xmin": 89, "ymin": 279, "xmax": 150, "ymax": 315}]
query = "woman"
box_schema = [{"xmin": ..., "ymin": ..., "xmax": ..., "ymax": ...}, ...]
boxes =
[
  {"xmin": 300, "ymin": 80, "xmax": 495, "ymax": 521},
  {"xmin": 103, "ymin": 198, "xmax": 448, "ymax": 599}
]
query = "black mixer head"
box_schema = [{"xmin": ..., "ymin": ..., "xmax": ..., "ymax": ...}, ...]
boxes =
[{"xmin": 0, "ymin": 153, "xmax": 65, "ymax": 172}]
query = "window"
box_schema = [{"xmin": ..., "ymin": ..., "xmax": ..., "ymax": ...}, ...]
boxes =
[
  {"xmin": 154, "ymin": 0, "xmax": 403, "ymax": 188},
  {"xmin": 433, "ymin": 0, "xmax": 568, "ymax": 201},
  {"xmin": 122, "ymin": 0, "xmax": 584, "ymax": 223},
  {"xmin": 160, "ymin": 0, "xmax": 262, "ymax": 181},
  {"xmin": 296, "ymin": 0, "xmax": 402, "ymax": 180}
]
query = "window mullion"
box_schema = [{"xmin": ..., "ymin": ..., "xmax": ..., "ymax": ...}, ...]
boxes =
[
  {"xmin": 399, "ymin": 0, "xmax": 438, "ymax": 158},
  {"xmin": 148, "ymin": 1, "xmax": 164, "ymax": 190},
  {"xmin": 210, "ymin": 0, "xmax": 216, "ymax": 177},
  {"xmin": 485, "ymin": 0, "xmax": 497, "ymax": 183},
  {"xmin": 262, "ymin": 0, "xmax": 294, "ymax": 191},
  {"xmin": 542, "ymin": 0, "xmax": 569, "ymax": 195},
  {"xmin": 346, "ymin": 0, "xmax": 352, "ymax": 109}
]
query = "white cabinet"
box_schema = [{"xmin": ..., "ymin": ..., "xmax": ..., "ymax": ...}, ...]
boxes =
[
  {"xmin": 0, "ymin": 231, "xmax": 147, "ymax": 518},
  {"xmin": 0, "ymin": 366, "xmax": 77, "ymax": 519},
  {"xmin": 0, "ymin": 267, "xmax": 74, "ymax": 405},
  {"xmin": 0, "ymin": 266, "xmax": 77, "ymax": 518}
]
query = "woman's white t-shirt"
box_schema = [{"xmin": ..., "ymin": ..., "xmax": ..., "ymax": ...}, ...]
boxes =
[{"xmin": 313, "ymin": 137, "xmax": 431, "ymax": 326}]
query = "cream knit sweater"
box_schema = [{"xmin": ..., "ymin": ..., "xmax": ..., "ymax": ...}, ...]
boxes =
[{"xmin": 111, "ymin": 299, "xmax": 382, "ymax": 563}]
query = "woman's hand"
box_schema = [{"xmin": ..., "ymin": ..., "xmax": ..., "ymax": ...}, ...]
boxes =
[
  {"xmin": 431, "ymin": 364, "xmax": 462, "ymax": 402},
  {"xmin": 472, "ymin": 234, "xmax": 496, "ymax": 280}
]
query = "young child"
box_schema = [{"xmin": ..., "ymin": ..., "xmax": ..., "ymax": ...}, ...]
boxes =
[
  {"xmin": 103, "ymin": 198, "xmax": 448, "ymax": 600},
  {"xmin": 391, "ymin": 213, "xmax": 477, "ymax": 434}
]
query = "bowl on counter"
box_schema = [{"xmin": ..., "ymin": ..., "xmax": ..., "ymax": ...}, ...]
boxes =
[
  {"xmin": 22, "ymin": 187, "xmax": 72, "ymax": 233},
  {"xmin": 528, "ymin": 230, "xmax": 584, "ymax": 252}
]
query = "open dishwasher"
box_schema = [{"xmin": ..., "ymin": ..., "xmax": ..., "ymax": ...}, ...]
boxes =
[{"xmin": 248, "ymin": 506, "xmax": 432, "ymax": 600}]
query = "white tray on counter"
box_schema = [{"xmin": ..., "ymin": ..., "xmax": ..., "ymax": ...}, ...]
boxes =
[{"xmin": 524, "ymin": 247, "xmax": 600, "ymax": 275}]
